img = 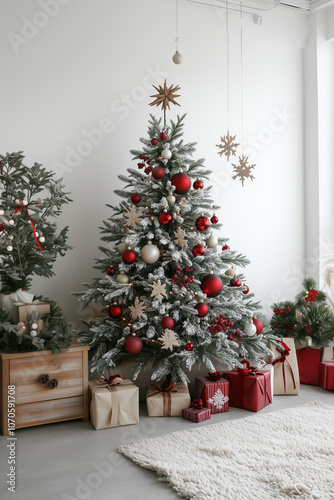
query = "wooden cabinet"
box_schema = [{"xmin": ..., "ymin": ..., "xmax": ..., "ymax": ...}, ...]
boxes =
[{"xmin": 0, "ymin": 345, "xmax": 90, "ymax": 435}]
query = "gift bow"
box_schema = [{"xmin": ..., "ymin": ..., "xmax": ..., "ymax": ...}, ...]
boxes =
[
  {"xmin": 237, "ymin": 360, "xmax": 257, "ymax": 376},
  {"xmin": 207, "ymin": 371, "xmax": 222, "ymax": 381},
  {"xmin": 147, "ymin": 379, "xmax": 183, "ymax": 417},
  {"xmin": 272, "ymin": 339, "xmax": 296, "ymax": 391},
  {"xmin": 191, "ymin": 399, "xmax": 203, "ymax": 410},
  {"xmin": 96, "ymin": 375, "xmax": 133, "ymax": 427},
  {"xmin": 15, "ymin": 203, "xmax": 42, "ymax": 250}
]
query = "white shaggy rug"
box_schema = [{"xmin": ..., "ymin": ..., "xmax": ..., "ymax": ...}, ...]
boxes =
[{"xmin": 119, "ymin": 402, "xmax": 334, "ymax": 500}]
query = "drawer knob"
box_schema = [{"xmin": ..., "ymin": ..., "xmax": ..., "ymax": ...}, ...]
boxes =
[
  {"xmin": 49, "ymin": 378, "xmax": 58, "ymax": 389},
  {"xmin": 41, "ymin": 374, "xmax": 58, "ymax": 389},
  {"xmin": 41, "ymin": 374, "xmax": 50, "ymax": 384}
]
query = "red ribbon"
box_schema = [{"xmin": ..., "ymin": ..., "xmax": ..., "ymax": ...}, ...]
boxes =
[
  {"xmin": 151, "ymin": 379, "xmax": 175, "ymax": 394},
  {"xmin": 237, "ymin": 360, "xmax": 257, "ymax": 376},
  {"xmin": 15, "ymin": 203, "xmax": 42, "ymax": 250},
  {"xmin": 191, "ymin": 399, "xmax": 203, "ymax": 410},
  {"xmin": 207, "ymin": 371, "xmax": 222, "ymax": 381},
  {"xmin": 272, "ymin": 340, "xmax": 296, "ymax": 391},
  {"xmin": 98, "ymin": 374, "xmax": 121, "ymax": 385}
]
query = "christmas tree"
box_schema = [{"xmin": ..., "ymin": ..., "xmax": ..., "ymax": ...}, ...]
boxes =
[
  {"xmin": 0, "ymin": 152, "xmax": 74, "ymax": 353},
  {"xmin": 76, "ymin": 81, "xmax": 271, "ymax": 382},
  {"xmin": 270, "ymin": 277, "xmax": 334, "ymax": 348}
]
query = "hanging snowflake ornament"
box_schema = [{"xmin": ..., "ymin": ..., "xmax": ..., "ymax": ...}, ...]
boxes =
[
  {"xmin": 207, "ymin": 389, "xmax": 229, "ymax": 410},
  {"xmin": 124, "ymin": 206, "xmax": 143, "ymax": 229},
  {"xmin": 129, "ymin": 297, "xmax": 146, "ymax": 320},
  {"xmin": 150, "ymin": 280, "xmax": 168, "ymax": 304},
  {"xmin": 216, "ymin": 131, "xmax": 239, "ymax": 161},
  {"xmin": 231, "ymin": 155, "xmax": 255, "ymax": 186},
  {"xmin": 158, "ymin": 329, "xmax": 180, "ymax": 351},
  {"xmin": 174, "ymin": 227, "xmax": 188, "ymax": 249}
]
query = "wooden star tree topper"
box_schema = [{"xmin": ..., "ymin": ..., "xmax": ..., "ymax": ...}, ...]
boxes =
[{"xmin": 149, "ymin": 80, "xmax": 181, "ymax": 127}]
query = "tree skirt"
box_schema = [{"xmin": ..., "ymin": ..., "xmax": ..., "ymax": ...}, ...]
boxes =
[{"xmin": 119, "ymin": 402, "xmax": 334, "ymax": 500}]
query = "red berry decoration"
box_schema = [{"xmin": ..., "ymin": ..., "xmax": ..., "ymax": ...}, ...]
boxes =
[
  {"xmin": 107, "ymin": 267, "xmax": 115, "ymax": 276},
  {"xmin": 159, "ymin": 212, "xmax": 173, "ymax": 226},
  {"xmin": 195, "ymin": 215, "xmax": 210, "ymax": 232},
  {"xmin": 230, "ymin": 277, "xmax": 241, "ymax": 287},
  {"xmin": 0, "ymin": 224, "xmax": 4, "ymax": 233},
  {"xmin": 186, "ymin": 341, "xmax": 194, "ymax": 351},
  {"xmin": 124, "ymin": 335, "xmax": 143, "ymax": 355},
  {"xmin": 151, "ymin": 137, "xmax": 158, "ymax": 145},
  {"xmin": 253, "ymin": 318, "xmax": 263, "ymax": 335},
  {"xmin": 160, "ymin": 132, "xmax": 167, "ymax": 141},
  {"xmin": 192, "ymin": 244, "xmax": 206, "ymax": 257},
  {"xmin": 211, "ymin": 215, "xmax": 219, "ymax": 224},
  {"xmin": 195, "ymin": 302, "xmax": 209, "ymax": 317},
  {"xmin": 200, "ymin": 273, "xmax": 223, "ymax": 297},
  {"xmin": 242, "ymin": 284, "xmax": 250, "ymax": 295},
  {"xmin": 122, "ymin": 249, "xmax": 136, "ymax": 264},
  {"xmin": 108, "ymin": 304, "xmax": 122, "ymax": 319},
  {"xmin": 171, "ymin": 172, "xmax": 191, "ymax": 195},
  {"xmin": 222, "ymin": 244, "xmax": 230, "ymax": 251},
  {"xmin": 161, "ymin": 316, "xmax": 174, "ymax": 329},
  {"xmin": 131, "ymin": 193, "xmax": 141, "ymax": 204},
  {"xmin": 152, "ymin": 166, "xmax": 165, "ymax": 180},
  {"xmin": 193, "ymin": 179, "xmax": 204, "ymax": 190}
]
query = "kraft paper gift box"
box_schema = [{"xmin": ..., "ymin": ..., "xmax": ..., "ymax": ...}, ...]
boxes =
[
  {"xmin": 12, "ymin": 300, "xmax": 50, "ymax": 323},
  {"xmin": 89, "ymin": 376, "xmax": 139, "ymax": 430},
  {"xmin": 319, "ymin": 362, "xmax": 334, "ymax": 390},
  {"xmin": 322, "ymin": 347, "xmax": 334, "ymax": 362},
  {"xmin": 296, "ymin": 347, "xmax": 321, "ymax": 386},
  {"xmin": 223, "ymin": 364, "xmax": 272, "ymax": 413},
  {"xmin": 146, "ymin": 382, "xmax": 190, "ymax": 417},
  {"xmin": 270, "ymin": 338, "xmax": 300, "ymax": 395},
  {"xmin": 195, "ymin": 373, "xmax": 229, "ymax": 414},
  {"xmin": 182, "ymin": 400, "xmax": 211, "ymax": 423}
]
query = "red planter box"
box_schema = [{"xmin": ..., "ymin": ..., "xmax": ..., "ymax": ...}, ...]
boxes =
[
  {"xmin": 296, "ymin": 347, "xmax": 321, "ymax": 386},
  {"xmin": 319, "ymin": 362, "xmax": 334, "ymax": 390},
  {"xmin": 223, "ymin": 370, "xmax": 272, "ymax": 413}
]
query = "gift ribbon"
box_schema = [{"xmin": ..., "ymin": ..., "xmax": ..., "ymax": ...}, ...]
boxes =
[
  {"xmin": 224, "ymin": 370, "xmax": 272, "ymax": 408},
  {"xmin": 237, "ymin": 360, "xmax": 257, "ymax": 376},
  {"xmin": 272, "ymin": 340, "xmax": 296, "ymax": 392},
  {"xmin": 15, "ymin": 203, "xmax": 42, "ymax": 250},
  {"xmin": 207, "ymin": 371, "xmax": 222, "ymax": 381},
  {"xmin": 97, "ymin": 375, "xmax": 133, "ymax": 427},
  {"xmin": 191, "ymin": 399, "xmax": 203, "ymax": 410},
  {"xmin": 147, "ymin": 380, "xmax": 178, "ymax": 416}
]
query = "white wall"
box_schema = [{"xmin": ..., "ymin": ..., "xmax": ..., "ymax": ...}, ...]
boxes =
[{"xmin": 0, "ymin": 0, "xmax": 311, "ymax": 322}]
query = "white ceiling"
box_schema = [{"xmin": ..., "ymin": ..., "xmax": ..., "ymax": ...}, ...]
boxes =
[{"xmin": 185, "ymin": 0, "xmax": 334, "ymax": 14}]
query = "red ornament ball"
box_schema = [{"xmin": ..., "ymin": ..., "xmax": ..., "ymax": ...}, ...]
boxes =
[
  {"xmin": 122, "ymin": 249, "xmax": 136, "ymax": 264},
  {"xmin": 200, "ymin": 274, "xmax": 223, "ymax": 297},
  {"xmin": 211, "ymin": 215, "xmax": 219, "ymax": 224},
  {"xmin": 222, "ymin": 245, "xmax": 230, "ymax": 251},
  {"xmin": 242, "ymin": 285, "xmax": 250, "ymax": 295},
  {"xmin": 186, "ymin": 341, "xmax": 194, "ymax": 351},
  {"xmin": 193, "ymin": 179, "xmax": 204, "ymax": 190},
  {"xmin": 124, "ymin": 335, "xmax": 143, "ymax": 355},
  {"xmin": 151, "ymin": 137, "xmax": 158, "ymax": 145},
  {"xmin": 195, "ymin": 302, "xmax": 209, "ymax": 317},
  {"xmin": 107, "ymin": 267, "xmax": 115, "ymax": 276},
  {"xmin": 160, "ymin": 132, "xmax": 167, "ymax": 141},
  {"xmin": 131, "ymin": 193, "xmax": 141, "ymax": 204},
  {"xmin": 253, "ymin": 318, "xmax": 263, "ymax": 335},
  {"xmin": 195, "ymin": 216, "xmax": 210, "ymax": 232},
  {"xmin": 108, "ymin": 304, "xmax": 122, "ymax": 319},
  {"xmin": 159, "ymin": 212, "xmax": 173, "ymax": 226},
  {"xmin": 0, "ymin": 224, "xmax": 4, "ymax": 233},
  {"xmin": 161, "ymin": 316, "xmax": 174, "ymax": 329},
  {"xmin": 152, "ymin": 166, "xmax": 165, "ymax": 180},
  {"xmin": 171, "ymin": 172, "xmax": 191, "ymax": 195},
  {"xmin": 192, "ymin": 244, "xmax": 206, "ymax": 257},
  {"xmin": 230, "ymin": 277, "xmax": 241, "ymax": 287}
]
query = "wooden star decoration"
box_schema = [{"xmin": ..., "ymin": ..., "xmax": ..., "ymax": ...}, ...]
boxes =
[
  {"xmin": 149, "ymin": 80, "xmax": 181, "ymax": 111},
  {"xmin": 129, "ymin": 297, "xmax": 146, "ymax": 320},
  {"xmin": 149, "ymin": 280, "xmax": 167, "ymax": 304},
  {"xmin": 124, "ymin": 206, "xmax": 143, "ymax": 229},
  {"xmin": 231, "ymin": 155, "xmax": 256, "ymax": 187},
  {"xmin": 158, "ymin": 329, "xmax": 180, "ymax": 351},
  {"xmin": 174, "ymin": 227, "xmax": 188, "ymax": 249},
  {"xmin": 216, "ymin": 131, "xmax": 239, "ymax": 162}
]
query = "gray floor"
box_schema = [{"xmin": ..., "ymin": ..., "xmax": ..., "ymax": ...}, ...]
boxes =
[{"xmin": 0, "ymin": 385, "xmax": 333, "ymax": 500}]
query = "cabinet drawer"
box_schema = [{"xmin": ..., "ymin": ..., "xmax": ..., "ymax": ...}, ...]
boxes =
[
  {"xmin": 15, "ymin": 396, "xmax": 84, "ymax": 428},
  {"xmin": 9, "ymin": 351, "xmax": 83, "ymax": 404}
]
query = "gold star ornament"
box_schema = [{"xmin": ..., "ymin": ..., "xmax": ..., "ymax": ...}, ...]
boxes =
[{"xmin": 149, "ymin": 80, "xmax": 181, "ymax": 111}]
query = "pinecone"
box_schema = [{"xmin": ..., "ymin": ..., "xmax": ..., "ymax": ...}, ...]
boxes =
[
  {"xmin": 49, "ymin": 378, "xmax": 58, "ymax": 389},
  {"xmin": 41, "ymin": 374, "xmax": 49, "ymax": 384}
]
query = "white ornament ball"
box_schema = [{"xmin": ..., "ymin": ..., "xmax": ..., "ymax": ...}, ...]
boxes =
[
  {"xmin": 244, "ymin": 322, "xmax": 257, "ymax": 337},
  {"xmin": 117, "ymin": 242, "xmax": 127, "ymax": 254},
  {"xmin": 30, "ymin": 330, "xmax": 38, "ymax": 338},
  {"xmin": 161, "ymin": 148, "xmax": 172, "ymax": 160},
  {"xmin": 0, "ymin": 209, "xmax": 4, "ymax": 215},
  {"xmin": 172, "ymin": 50, "xmax": 183, "ymax": 64},
  {"xmin": 225, "ymin": 266, "xmax": 236, "ymax": 277},
  {"xmin": 8, "ymin": 235, "xmax": 13, "ymax": 240},
  {"xmin": 31, "ymin": 323, "xmax": 38, "ymax": 330},
  {"xmin": 166, "ymin": 193, "xmax": 176, "ymax": 205},
  {"xmin": 206, "ymin": 232, "xmax": 218, "ymax": 248},
  {"xmin": 22, "ymin": 200, "xmax": 28, "ymax": 206},
  {"xmin": 8, "ymin": 219, "xmax": 14, "ymax": 226},
  {"xmin": 7, "ymin": 245, "xmax": 13, "ymax": 252},
  {"xmin": 39, "ymin": 236, "xmax": 45, "ymax": 243},
  {"xmin": 141, "ymin": 242, "xmax": 160, "ymax": 264},
  {"xmin": 15, "ymin": 199, "xmax": 20, "ymax": 205},
  {"xmin": 116, "ymin": 271, "xmax": 130, "ymax": 284}
]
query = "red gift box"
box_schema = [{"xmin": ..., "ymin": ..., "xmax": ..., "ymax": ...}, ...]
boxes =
[
  {"xmin": 319, "ymin": 362, "xmax": 334, "ymax": 390},
  {"xmin": 296, "ymin": 347, "xmax": 321, "ymax": 386},
  {"xmin": 195, "ymin": 374, "xmax": 229, "ymax": 414},
  {"xmin": 182, "ymin": 402, "xmax": 211, "ymax": 423},
  {"xmin": 223, "ymin": 366, "xmax": 272, "ymax": 412}
]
